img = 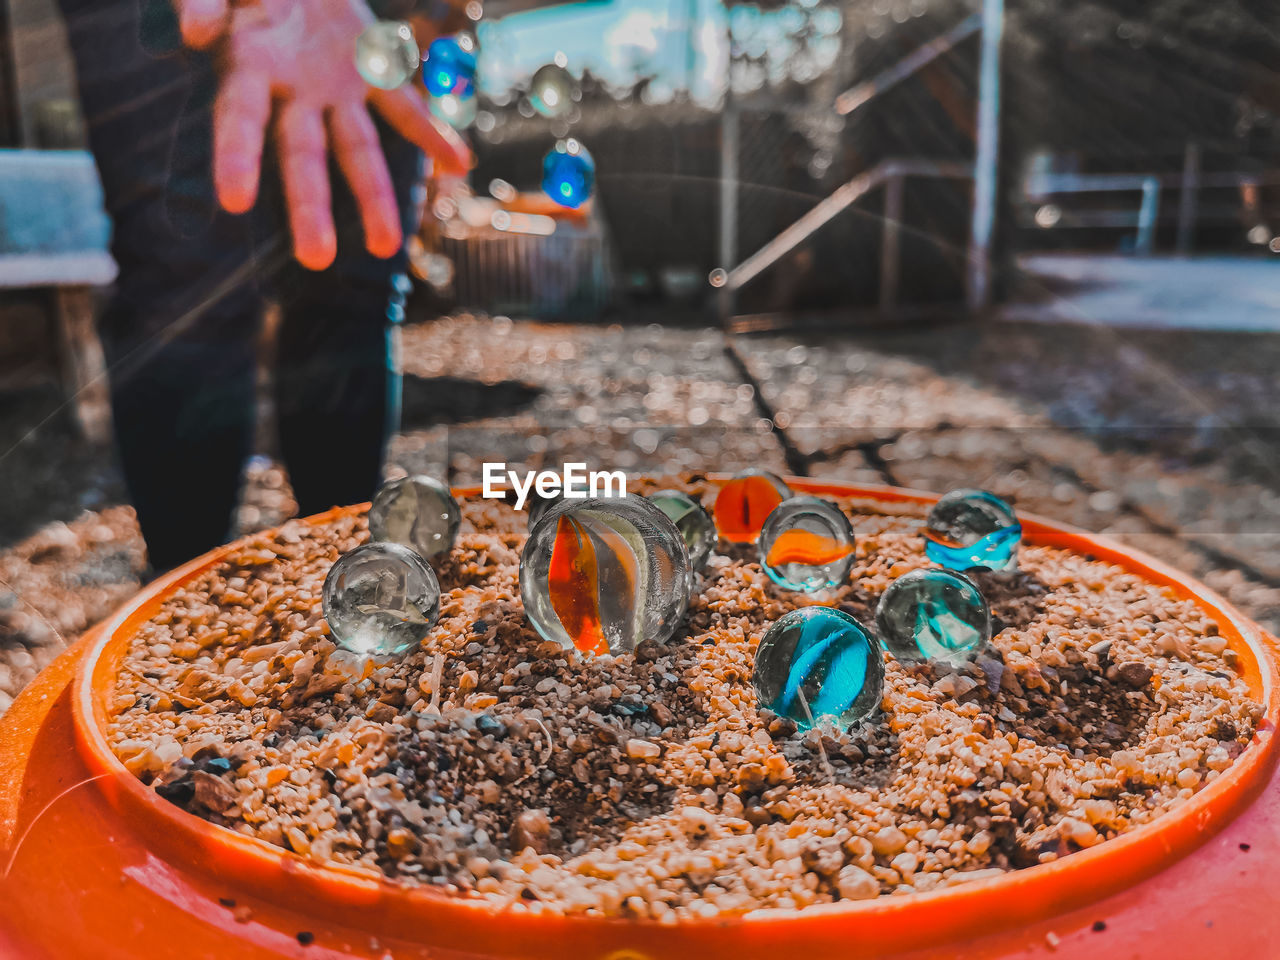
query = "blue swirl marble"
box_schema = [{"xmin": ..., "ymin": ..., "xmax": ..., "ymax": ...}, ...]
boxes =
[
  {"xmin": 923, "ymin": 489, "xmax": 1021, "ymax": 571},
  {"xmin": 752, "ymin": 606, "xmax": 884, "ymax": 730}
]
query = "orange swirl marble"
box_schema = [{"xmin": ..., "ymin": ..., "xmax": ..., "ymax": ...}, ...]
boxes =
[
  {"xmin": 764, "ymin": 528, "xmax": 855, "ymax": 568},
  {"xmin": 714, "ymin": 474, "xmax": 790, "ymax": 543}
]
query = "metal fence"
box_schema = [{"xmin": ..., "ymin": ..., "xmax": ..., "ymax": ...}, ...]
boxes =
[{"xmin": 436, "ymin": 217, "xmax": 613, "ymax": 319}]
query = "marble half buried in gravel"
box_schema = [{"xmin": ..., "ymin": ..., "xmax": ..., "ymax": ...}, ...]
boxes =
[
  {"xmin": 520, "ymin": 495, "xmax": 692, "ymax": 655},
  {"xmin": 105, "ymin": 479, "xmax": 1264, "ymax": 920},
  {"xmin": 923, "ymin": 489, "xmax": 1022, "ymax": 572},
  {"xmin": 876, "ymin": 568, "xmax": 991, "ymax": 665},
  {"xmin": 368, "ymin": 475, "xmax": 461, "ymax": 561},
  {"xmin": 713, "ymin": 469, "xmax": 792, "ymax": 544},
  {"xmin": 758, "ymin": 496, "xmax": 856, "ymax": 592},
  {"xmin": 322, "ymin": 542, "xmax": 440, "ymax": 656},
  {"xmin": 646, "ymin": 489, "xmax": 716, "ymax": 571},
  {"xmin": 752, "ymin": 605, "xmax": 884, "ymax": 729}
]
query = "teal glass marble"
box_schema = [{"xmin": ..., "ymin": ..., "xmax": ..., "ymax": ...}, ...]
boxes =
[
  {"xmin": 758, "ymin": 496, "xmax": 856, "ymax": 592},
  {"xmin": 355, "ymin": 21, "xmax": 419, "ymax": 90},
  {"xmin": 529, "ymin": 63, "xmax": 575, "ymax": 118},
  {"xmin": 323, "ymin": 542, "xmax": 440, "ymax": 657},
  {"xmin": 423, "ymin": 36, "xmax": 476, "ymax": 97},
  {"xmin": 542, "ymin": 139, "xmax": 595, "ymax": 209},
  {"xmin": 875, "ymin": 568, "xmax": 991, "ymax": 666},
  {"xmin": 646, "ymin": 489, "xmax": 716, "ymax": 571},
  {"xmin": 752, "ymin": 606, "xmax": 884, "ymax": 730},
  {"xmin": 923, "ymin": 489, "xmax": 1021, "ymax": 571},
  {"xmin": 368, "ymin": 475, "xmax": 461, "ymax": 562}
]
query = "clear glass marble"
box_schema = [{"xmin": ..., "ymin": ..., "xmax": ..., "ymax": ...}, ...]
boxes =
[
  {"xmin": 423, "ymin": 35, "xmax": 477, "ymax": 97},
  {"xmin": 355, "ymin": 21, "xmax": 419, "ymax": 90},
  {"xmin": 752, "ymin": 606, "xmax": 884, "ymax": 730},
  {"xmin": 368, "ymin": 475, "xmax": 461, "ymax": 562},
  {"xmin": 429, "ymin": 91, "xmax": 477, "ymax": 129},
  {"xmin": 526, "ymin": 475, "xmax": 593, "ymax": 531},
  {"xmin": 758, "ymin": 496, "xmax": 855, "ymax": 592},
  {"xmin": 322, "ymin": 542, "xmax": 441, "ymax": 657},
  {"xmin": 542, "ymin": 139, "xmax": 595, "ymax": 209},
  {"xmin": 520, "ymin": 496, "xmax": 692, "ymax": 656},
  {"xmin": 875, "ymin": 568, "xmax": 991, "ymax": 665},
  {"xmin": 646, "ymin": 489, "xmax": 716, "ymax": 571},
  {"xmin": 923, "ymin": 489, "xmax": 1021, "ymax": 572},
  {"xmin": 529, "ymin": 63, "xmax": 575, "ymax": 117},
  {"xmin": 712, "ymin": 469, "xmax": 793, "ymax": 544}
]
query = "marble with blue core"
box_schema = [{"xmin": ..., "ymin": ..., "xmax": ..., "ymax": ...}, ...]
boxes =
[
  {"xmin": 423, "ymin": 36, "xmax": 477, "ymax": 97},
  {"xmin": 542, "ymin": 139, "xmax": 595, "ymax": 208},
  {"xmin": 875, "ymin": 568, "xmax": 991, "ymax": 665},
  {"xmin": 923, "ymin": 489, "xmax": 1021, "ymax": 571},
  {"xmin": 752, "ymin": 606, "xmax": 884, "ymax": 730}
]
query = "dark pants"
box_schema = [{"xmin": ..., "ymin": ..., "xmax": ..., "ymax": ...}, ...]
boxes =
[{"xmin": 59, "ymin": 0, "xmax": 421, "ymax": 569}]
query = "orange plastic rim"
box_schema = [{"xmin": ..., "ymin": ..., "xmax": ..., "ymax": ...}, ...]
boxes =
[{"xmin": 1, "ymin": 477, "xmax": 1277, "ymax": 960}]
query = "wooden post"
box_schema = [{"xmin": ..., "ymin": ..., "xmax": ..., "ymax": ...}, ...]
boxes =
[{"xmin": 52, "ymin": 286, "xmax": 111, "ymax": 444}]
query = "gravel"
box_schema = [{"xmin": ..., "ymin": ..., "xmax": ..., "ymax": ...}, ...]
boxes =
[{"xmin": 104, "ymin": 476, "xmax": 1261, "ymax": 919}]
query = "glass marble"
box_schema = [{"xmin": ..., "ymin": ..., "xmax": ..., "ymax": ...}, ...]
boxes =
[
  {"xmin": 368, "ymin": 475, "xmax": 461, "ymax": 562},
  {"xmin": 423, "ymin": 36, "xmax": 477, "ymax": 97},
  {"xmin": 647, "ymin": 489, "xmax": 716, "ymax": 571},
  {"xmin": 526, "ymin": 475, "xmax": 593, "ymax": 530},
  {"xmin": 542, "ymin": 139, "xmax": 595, "ymax": 209},
  {"xmin": 875, "ymin": 568, "xmax": 991, "ymax": 665},
  {"xmin": 529, "ymin": 63, "xmax": 575, "ymax": 118},
  {"xmin": 758, "ymin": 496, "xmax": 856, "ymax": 592},
  {"xmin": 355, "ymin": 21, "xmax": 419, "ymax": 90},
  {"xmin": 429, "ymin": 91, "xmax": 477, "ymax": 129},
  {"xmin": 520, "ymin": 496, "xmax": 692, "ymax": 656},
  {"xmin": 323, "ymin": 542, "xmax": 441, "ymax": 657},
  {"xmin": 713, "ymin": 469, "xmax": 792, "ymax": 544},
  {"xmin": 752, "ymin": 606, "xmax": 884, "ymax": 730},
  {"xmin": 923, "ymin": 489, "xmax": 1021, "ymax": 572}
]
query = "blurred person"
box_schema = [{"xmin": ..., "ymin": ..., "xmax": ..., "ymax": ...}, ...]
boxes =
[{"xmin": 57, "ymin": 0, "xmax": 471, "ymax": 571}]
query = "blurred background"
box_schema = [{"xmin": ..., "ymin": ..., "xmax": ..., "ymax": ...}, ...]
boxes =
[{"xmin": 1, "ymin": 0, "xmax": 1279, "ymax": 711}]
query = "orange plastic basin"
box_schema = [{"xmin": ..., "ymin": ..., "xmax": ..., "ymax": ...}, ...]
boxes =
[{"xmin": 1, "ymin": 478, "xmax": 1277, "ymax": 959}]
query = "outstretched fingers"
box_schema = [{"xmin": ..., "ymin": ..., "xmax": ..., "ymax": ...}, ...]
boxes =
[
  {"xmin": 369, "ymin": 85, "xmax": 473, "ymax": 176},
  {"xmin": 330, "ymin": 103, "xmax": 402, "ymax": 259},
  {"xmin": 174, "ymin": 0, "xmax": 228, "ymax": 49},
  {"xmin": 276, "ymin": 102, "xmax": 337, "ymax": 270},
  {"xmin": 213, "ymin": 66, "xmax": 271, "ymax": 214}
]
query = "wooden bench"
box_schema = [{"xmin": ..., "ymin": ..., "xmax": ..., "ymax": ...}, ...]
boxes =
[{"xmin": 0, "ymin": 148, "xmax": 116, "ymax": 443}]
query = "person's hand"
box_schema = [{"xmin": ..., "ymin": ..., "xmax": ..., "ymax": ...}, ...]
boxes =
[
  {"xmin": 211, "ymin": 0, "xmax": 473, "ymax": 269},
  {"xmin": 172, "ymin": 0, "xmax": 231, "ymax": 48}
]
